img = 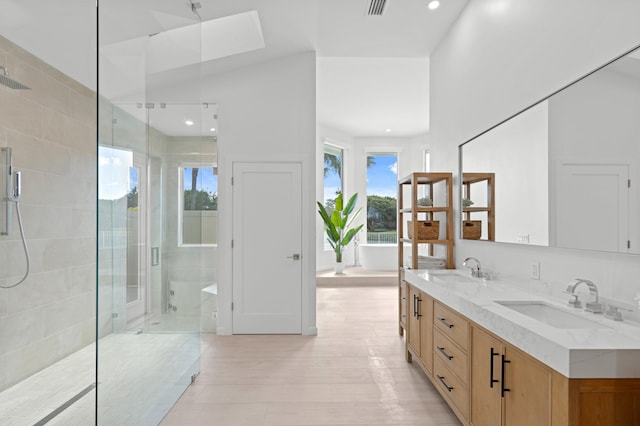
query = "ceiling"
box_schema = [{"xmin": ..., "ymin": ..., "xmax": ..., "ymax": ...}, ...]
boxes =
[{"xmin": 1, "ymin": 0, "xmax": 468, "ymax": 137}]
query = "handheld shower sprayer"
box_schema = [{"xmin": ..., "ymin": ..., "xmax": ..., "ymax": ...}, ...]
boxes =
[{"xmin": 1, "ymin": 147, "xmax": 30, "ymax": 289}]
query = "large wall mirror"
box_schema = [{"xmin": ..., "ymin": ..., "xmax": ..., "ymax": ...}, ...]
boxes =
[{"xmin": 460, "ymin": 44, "xmax": 640, "ymax": 255}]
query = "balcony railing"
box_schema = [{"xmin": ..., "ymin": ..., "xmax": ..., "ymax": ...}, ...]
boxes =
[{"xmin": 366, "ymin": 231, "xmax": 397, "ymax": 244}]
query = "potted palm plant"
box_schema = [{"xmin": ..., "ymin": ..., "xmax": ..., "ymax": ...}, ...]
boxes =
[{"xmin": 317, "ymin": 192, "xmax": 364, "ymax": 274}]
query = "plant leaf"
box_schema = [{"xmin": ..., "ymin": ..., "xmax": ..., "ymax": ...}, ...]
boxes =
[
  {"xmin": 341, "ymin": 224, "xmax": 364, "ymax": 247},
  {"xmin": 335, "ymin": 192, "xmax": 343, "ymax": 212},
  {"xmin": 344, "ymin": 207, "xmax": 361, "ymax": 229},
  {"xmin": 342, "ymin": 192, "xmax": 358, "ymax": 216}
]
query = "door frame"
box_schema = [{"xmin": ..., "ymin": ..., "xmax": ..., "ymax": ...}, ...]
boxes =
[
  {"xmin": 126, "ymin": 152, "xmax": 148, "ymax": 323},
  {"xmin": 216, "ymin": 154, "xmax": 317, "ymax": 335}
]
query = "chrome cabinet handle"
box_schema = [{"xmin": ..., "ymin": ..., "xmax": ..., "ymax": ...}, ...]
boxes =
[{"xmin": 286, "ymin": 253, "xmax": 300, "ymax": 260}]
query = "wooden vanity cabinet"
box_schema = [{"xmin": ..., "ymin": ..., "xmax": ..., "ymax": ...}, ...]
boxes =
[
  {"xmin": 406, "ymin": 284, "xmax": 433, "ymax": 374},
  {"xmin": 405, "ymin": 284, "xmax": 640, "ymax": 425},
  {"xmin": 471, "ymin": 326, "xmax": 552, "ymax": 426}
]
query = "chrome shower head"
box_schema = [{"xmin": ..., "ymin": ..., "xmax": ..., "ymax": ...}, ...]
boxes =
[{"xmin": 0, "ymin": 67, "xmax": 31, "ymax": 90}]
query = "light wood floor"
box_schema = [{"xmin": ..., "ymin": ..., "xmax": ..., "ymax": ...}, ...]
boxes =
[{"xmin": 161, "ymin": 285, "xmax": 461, "ymax": 425}]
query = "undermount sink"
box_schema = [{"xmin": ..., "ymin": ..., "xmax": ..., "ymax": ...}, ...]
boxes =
[
  {"xmin": 426, "ymin": 270, "xmax": 479, "ymax": 283},
  {"xmin": 496, "ymin": 300, "xmax": 610, "ymax": 329}
]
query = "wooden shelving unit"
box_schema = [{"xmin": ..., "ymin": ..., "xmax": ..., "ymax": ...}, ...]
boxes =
[
  {"xmin": 462, "ymin": 172, "xmax": 495, "ymax": 241},
  {"xmin": 398, "ymin": 172, "xmax": 454, "ymax": 335}
]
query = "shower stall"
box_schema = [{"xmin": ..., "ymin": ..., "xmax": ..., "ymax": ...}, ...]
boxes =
[{"xmin": 0, "ymin": 2, "xmax": 216, "ymax": 424}]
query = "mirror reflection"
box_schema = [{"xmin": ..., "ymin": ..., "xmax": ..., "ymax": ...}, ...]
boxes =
[{"xmin": 460, "ymin": 45, "xmax": 640, "ymax": 254}]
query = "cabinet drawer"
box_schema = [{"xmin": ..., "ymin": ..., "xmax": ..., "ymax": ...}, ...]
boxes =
[
  {"xmin": 433, "ymin": 356, "xmax": 469, "ymax": 420},
  {"xmin": 434, "ymin": 302, "xmax": 469, "ymax": 351},
  {"xmin": 433, "ymin": 328, "xmax": 468, "ymax": 384}
]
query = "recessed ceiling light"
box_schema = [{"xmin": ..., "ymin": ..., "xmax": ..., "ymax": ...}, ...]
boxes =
[
  {"xmin": 428, "ymin": 0, "xmax": 440, "ymax": 10},
  {"xmin": 210, "ymin": 127, "xmax": 216, "ymax": 132},
  {"xmin": 385, "ymin": 128, "xmax": 392, "ymax": 133},
  {"xmin": 185, "ymin": 120, "xmax": 194, "ymax": 126}
]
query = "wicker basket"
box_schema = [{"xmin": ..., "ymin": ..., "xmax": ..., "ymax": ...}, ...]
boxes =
[
  {"xmin": 462, "ymin": 220, "xmax": 482, "ymax": 240},
  {"xmin": 407, "ymin": 220, "xmax": 440, "ymax": 240}
]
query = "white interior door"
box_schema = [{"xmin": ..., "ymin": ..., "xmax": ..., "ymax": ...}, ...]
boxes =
[
  {"xmin": 232, "ymin": 162, "xmax": 302, "ymax": 334},
  {"xmin": 556, "ymin": 162, "xmax": 629, "ymax": 252}
]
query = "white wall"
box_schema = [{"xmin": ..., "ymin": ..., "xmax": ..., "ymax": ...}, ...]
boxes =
[
  {"xmin": 206, "ymin": 52, "xmax": 317, "ymax": 335},
  {"xmin": 151, "ymin": 52, "xmax": 317, "ymax": 335},
  {"xmin": 429, "ymin": 0, "xmax": 640, "ymax": 318}
]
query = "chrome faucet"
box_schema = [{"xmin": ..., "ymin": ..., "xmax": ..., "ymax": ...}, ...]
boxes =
[
  {"xmin": 463, "ymin": 257, "xmax": 482, "ymax": 278},
  {"xmin": 566, "ymin": 279, "xmax": 603, "ymax": 314}
]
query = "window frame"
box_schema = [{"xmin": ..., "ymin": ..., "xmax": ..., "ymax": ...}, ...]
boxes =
[
  {"xmin": 178, "ymin": 161, "xmax": 218, "ymax": 248},
  {"xmin": 365, "ymin": 151, "xmax": 399, "ymax": 245},
  {"xmin": 322, "ymin": 142, "xmax": 345, "ymax": 251}
]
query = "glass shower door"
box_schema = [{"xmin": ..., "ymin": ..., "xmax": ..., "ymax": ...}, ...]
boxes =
[{"xmin": 97, "ymin": 1, "xmax": 208, "ymax": 423}]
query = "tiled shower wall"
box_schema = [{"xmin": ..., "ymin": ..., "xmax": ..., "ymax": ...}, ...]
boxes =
[{"xmin": 0, "ymin": 36, "xmax": 96, "ymax": 391}]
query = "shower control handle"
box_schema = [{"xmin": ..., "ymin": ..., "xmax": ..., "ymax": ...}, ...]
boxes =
[{"xmin": 13, "ymin": 171, "xmax": 21, "ymax": 200}]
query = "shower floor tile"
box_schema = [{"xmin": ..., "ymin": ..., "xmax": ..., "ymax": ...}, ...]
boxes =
[{"xmin": 0, "ymin": 332, "xmax": 199, "ymax": 426}]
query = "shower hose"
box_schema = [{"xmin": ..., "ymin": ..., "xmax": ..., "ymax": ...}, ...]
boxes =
[{"xmin": 1, "ymin": 200, "xmax": 30, "ymax": 289}]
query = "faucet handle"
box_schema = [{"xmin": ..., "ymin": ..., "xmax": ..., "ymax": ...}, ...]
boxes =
[
  {"xmin": 566, "ymin": 293, "xmax": 582, "ymax": 309},
  {"xmin": 605, "ymin": 304, "xmax": 633, "ymax": 321}
]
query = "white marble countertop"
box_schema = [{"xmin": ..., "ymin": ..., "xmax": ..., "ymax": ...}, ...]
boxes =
[{"xmin": 404, "ymin": 269, "xmax": 640, "ymax": 379}]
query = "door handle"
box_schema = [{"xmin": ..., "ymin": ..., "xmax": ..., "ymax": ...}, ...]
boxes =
[
  {"xmin": 501, "ymin": 355, "xmax": 511, "ymax": 397},
  {"xmin": 286, "ymin": 253, "xmax": 301, "ymax": 260},
  {"xmin": 489, "ymin": 347, "xmax": 499, "ymax": 388}
]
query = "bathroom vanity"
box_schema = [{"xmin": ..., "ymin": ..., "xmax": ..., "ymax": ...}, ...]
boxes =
[{"xmin": 403, "ymin": 269, "xmax": 640, "ymax": 426}]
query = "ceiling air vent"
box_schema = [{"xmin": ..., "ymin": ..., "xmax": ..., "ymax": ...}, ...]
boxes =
[{"xmin": 367, "ymin": 0, "xmax": 387, "ymax": 16}]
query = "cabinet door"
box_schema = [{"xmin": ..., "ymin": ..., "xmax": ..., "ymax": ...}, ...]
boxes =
[
  {"xmin": 419, "ymin": 293, "xmax": 433, "ymax": 373},
  {"xmin": 502, "ymin": 346, "xmax": 552, "ymax": 425},
  {"xmin": 471, "ymin": 327, "xmax": 502, "ymax": 426},
  {"xmin": 407, "ymin": 286, "xmax": 421, "ymax": 356}
]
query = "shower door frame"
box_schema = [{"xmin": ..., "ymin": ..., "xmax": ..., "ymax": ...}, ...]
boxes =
[{"xmin": 125, "ymin": 151, "xmax": 149, "ymax": 323}]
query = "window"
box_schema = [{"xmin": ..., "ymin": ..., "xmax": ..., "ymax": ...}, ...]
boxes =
[
  {"xmin": 366, "ymin": 153, "xmax": 398, "ymax": 244},
  {"xmin": 322, "ymin": 144, "xmax": 344, "ymax": 250},
  {"xmin": 424, "ymin": 149, "xmax": 431, "ymax": 172},
  {"xmin": 179, "ymin": 163, "xmax": 218, "ymax": 246}
]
